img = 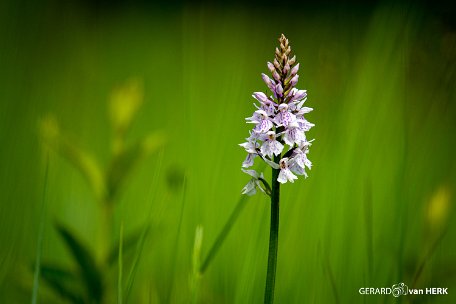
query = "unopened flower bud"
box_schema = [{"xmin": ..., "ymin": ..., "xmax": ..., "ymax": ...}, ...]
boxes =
[
  {"xmin": 273, "ymin": 59, "xmax": 281, "ymax": 70},
  {"xmin": 283, "ymin": 63, "xmax": 290, "ymax": 75},
  {"xmin": 275, "ymin": 47, "xmax": 281, "ymax": 57},
  {"xmin": 288, "ymin": 55, "xmax": 296, "ymax": 65},
  {"xmin": 272, "ymin": 70, "xmax": 281, "ymax": 82},
  {"xmin": 290, "ymin": 74, "xmax": 299, "ymax": 86},
  {"xmin": 292, "ymin": 89, "xmax": 307, "ymax": 101},
  {"xmin": 276, "ymin": 84, "xmax": 283, "ymax": 97},
  {"xmin": 285, "ymin": 46, "xmax": 291, "ymax": 56},
  {"xmin": 253, "ymin": 92, "xmax": 268, "ymax": 103},
  {"xmin": 262, "ymin": 73, "xmax": 275, "ymax": 91},
  {"xmin": 267, "ymin": 62, "xmax": 275, "ymax": 73},
  {"xmin": 290, "ymin": 63, "xmax": 300, "ymax": 76}
]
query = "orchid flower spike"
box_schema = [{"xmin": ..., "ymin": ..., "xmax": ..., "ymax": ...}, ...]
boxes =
[{"xmin": 239, "ymin": 33, "xmax": 315, "ymax": 192}]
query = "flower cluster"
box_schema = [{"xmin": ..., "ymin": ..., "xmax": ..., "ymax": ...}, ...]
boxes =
[{"xmin": 240, "ymin": 34, "xmax": 314, "ymax": 195}]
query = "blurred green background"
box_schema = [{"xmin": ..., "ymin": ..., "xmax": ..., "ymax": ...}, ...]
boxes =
[{"xmin": 1, "ymin": 0, "xmax": 455, "ymax": 303}]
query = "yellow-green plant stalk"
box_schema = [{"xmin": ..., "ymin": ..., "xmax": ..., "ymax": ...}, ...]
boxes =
[
  {"xmin": 240, "ymin": 34, "xmax": 314, "ymax": 304},
  {"xmin": 38, "ymin": 79, "xmax": 164, "ymax": 304}
]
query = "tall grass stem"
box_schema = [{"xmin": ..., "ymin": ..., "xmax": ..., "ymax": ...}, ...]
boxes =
[
  {"xmin": 31, "ymin": 154, "xmax": 49, "ymax": 304},
  {"xmin": 118, "ymin": 222, "xmax": 124, "ymax": 304}
]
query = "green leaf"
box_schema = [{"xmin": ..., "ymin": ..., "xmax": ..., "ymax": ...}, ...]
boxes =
[
  {"xmin": 55, "ymin": 223, "xmax": 103, "ymax": 303},
  {"xmin": 109, "ymin": 79, "xmax": 144, "ymax": 139},
  {"xmin": 57, "ymin": 140, "xmax": 106, "ymax": 202},
  {"xmin": 39, "ymin": 115, "xmax": 106, "ymax": 202},
  {"xmin": 40, "ymin": 263, "xmax": 84, "ymax": 304}
]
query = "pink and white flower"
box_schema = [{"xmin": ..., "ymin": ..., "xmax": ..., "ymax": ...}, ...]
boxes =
[
  {"xmin": 240, "ymin": 34, "xmax": 314, "ymax": 189},
  {"xmin": 277, "ymin": 158, "xmax": 298, "ymax": 184},
  {"xmin": 260, "ymin": 131, "xmax": 284, "ymax": 158}
]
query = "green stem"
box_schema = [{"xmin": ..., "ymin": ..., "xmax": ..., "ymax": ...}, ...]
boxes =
[
  {"xmin": 264, "ymin": 155, "xmax": 280, "ymax": 304},
  {"xmin": 200, "ymin": 195, "xmax": 249, "ymax": 274}
]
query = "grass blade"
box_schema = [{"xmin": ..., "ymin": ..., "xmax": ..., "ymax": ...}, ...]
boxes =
[
  {"xmin": 118, "ymin": 222, "xmax": 124, "ymax": 304},
  {"xmin": 190, "ymin": 225, "xmax": 204, "ymax": 304},
  {"xmin": 31, "ymin": 154, "xmax": 49, "ymax": 304},
  {"xmin": 200, "ymin": 194, "xmax": 249, "ymax": 274},
  {"xmin": 107, "ymin": 228, "xmax": 143, "ymax": 266},
  {"xmin": 124, "ymin": 222, "xmax": 150, "ymax": 302}
]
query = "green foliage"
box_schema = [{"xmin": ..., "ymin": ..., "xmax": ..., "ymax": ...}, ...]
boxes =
[
  {"xmin": 40, "ymin": 115, "xmax": 106, "ymax": 202},
  {"xmin": 34, "ymin": 80, "xmax": 165, "ymax": 303},
  {"xmin": 40, "ymin": 264, "xmax": 85, "ymax": 304},
  {"xmin": 56, "ymin": 223, "xmax": 104, "ymax": 303}
]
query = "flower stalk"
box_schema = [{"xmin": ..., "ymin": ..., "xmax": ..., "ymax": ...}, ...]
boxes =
[
  {"xmin": 239, "ymin": 34, "xmax": 314, "ymax": 303},
  {"xmin": 264, "ymin": 154, "xmax": 281, "ymax": 304}
]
